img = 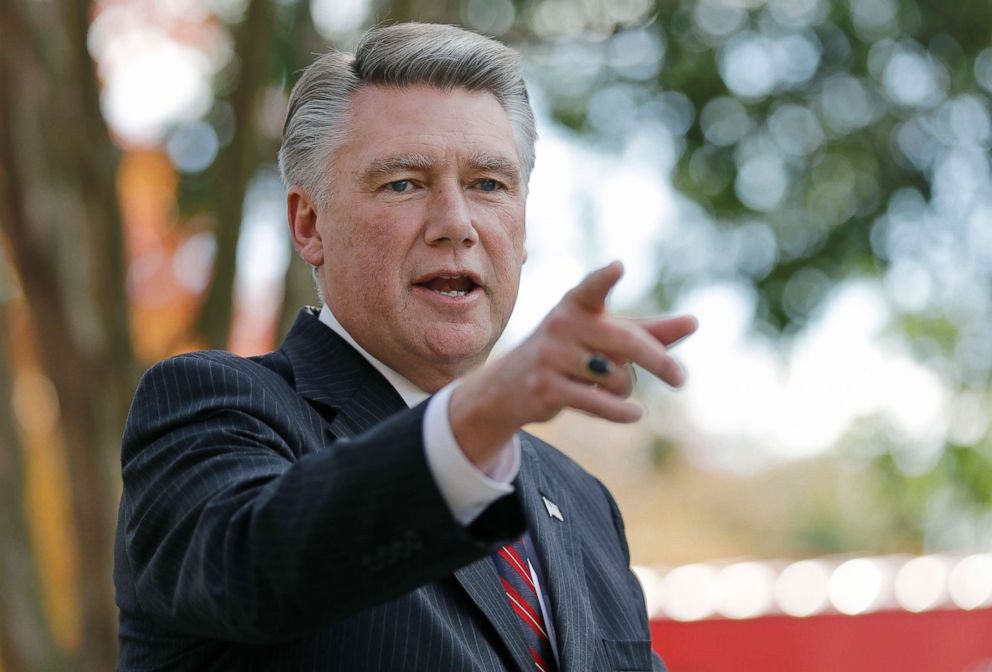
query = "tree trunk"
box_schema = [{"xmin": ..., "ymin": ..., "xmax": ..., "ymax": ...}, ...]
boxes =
[
  {"xmin": 194, "ymin": 0, "xmax": 276, "ymax": 349},
  {"xmin": 0, "ymin": 300, "xmax": 67, "ymax": 672},
  {"xmin": 0, "ymin": 1, "xmax": 131, "ymax": 669}
]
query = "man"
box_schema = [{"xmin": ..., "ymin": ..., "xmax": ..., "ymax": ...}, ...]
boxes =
[{"xmin": 115, "ymin": 22, "xmax": 695, "ymax": 671}]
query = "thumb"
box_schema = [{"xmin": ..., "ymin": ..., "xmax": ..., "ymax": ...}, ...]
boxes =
[{"xmin": 566, "ymin": 261, "xmax": 624, "ymax": 312}]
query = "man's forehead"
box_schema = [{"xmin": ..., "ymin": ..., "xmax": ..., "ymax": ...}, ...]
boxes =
[{"xmin": 338, "ymin": 84, "xmax": 522, "ymax": 177}]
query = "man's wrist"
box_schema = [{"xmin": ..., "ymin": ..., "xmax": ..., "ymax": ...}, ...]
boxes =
[
  {"xmin": 448, "ymin": 372, "xmax": 519, "ymax": 471},
  {"xmin": 423, "ymin": 382, "xmax": 520, "ymax": 526}
]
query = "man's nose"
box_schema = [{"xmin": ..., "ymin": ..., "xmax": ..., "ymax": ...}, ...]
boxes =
[{"xmin": 423, "ymin": 185, "xmax": 479, "ymax": 248}]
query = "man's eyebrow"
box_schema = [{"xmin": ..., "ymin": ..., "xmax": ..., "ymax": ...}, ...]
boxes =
[
  {"xmin": 468, "ymin": 153, "xmax": 520, "ymax": 183},
  {"xmin": 360, "ymin": 151, "xmax": 521, "ymax": 184},
  {"xmin": 362, "ymin": 153, "xmax": 436, "ymax": 181}
]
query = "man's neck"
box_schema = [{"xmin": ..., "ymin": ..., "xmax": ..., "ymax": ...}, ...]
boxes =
[{"xmin": 316, "ymin": 305, "xmax": 437, "ymax": 406}]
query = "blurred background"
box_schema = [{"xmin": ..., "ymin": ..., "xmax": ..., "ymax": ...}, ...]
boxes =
[{"xmin": 1, "ymin": 0, "xmax": 990, "ymax": 670}]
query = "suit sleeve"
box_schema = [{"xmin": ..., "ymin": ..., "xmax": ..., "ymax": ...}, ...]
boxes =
[{"xmin": 116, "ymin": 353, "xmax": 525, "ymax": 644}]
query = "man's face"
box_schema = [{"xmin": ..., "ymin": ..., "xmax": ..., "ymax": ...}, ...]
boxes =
[{"xmin": 303, "ymin": 85, "xmax": 527, "ymax": 389}]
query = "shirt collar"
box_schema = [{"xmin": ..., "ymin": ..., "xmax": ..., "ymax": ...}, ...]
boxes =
[{"xmin": 317, "ymin": 304, "xmax": 429, "ymax": 409}]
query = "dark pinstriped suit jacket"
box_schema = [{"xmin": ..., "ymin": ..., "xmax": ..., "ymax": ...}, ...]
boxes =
[{"xmin": 115, "ymin": 308, "xmax": 666, "ymax": 671}]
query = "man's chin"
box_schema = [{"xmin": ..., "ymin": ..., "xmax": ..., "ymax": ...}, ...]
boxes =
[{"xmin": 419, "ymin": 325, "xmax": 494, "ymax": 369}]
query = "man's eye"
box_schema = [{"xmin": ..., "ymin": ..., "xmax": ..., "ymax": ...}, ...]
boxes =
[
  {"xmin": 387, "ymin": 180, "xmax": 412, "ymax": 193},
  {"xmin": 478, "ymin": 179, "xmax": 500, "ymax": 192}
]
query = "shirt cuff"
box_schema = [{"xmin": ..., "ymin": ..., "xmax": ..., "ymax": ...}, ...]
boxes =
[{"xmin": 423, "ymin": 381, "xmax": 521, "ymax": 526}]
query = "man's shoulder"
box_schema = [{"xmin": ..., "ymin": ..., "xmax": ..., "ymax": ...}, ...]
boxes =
[
  {"xmin": 126, "ymin": 348, "xmax": 301, "ymax": 430},
  {"xmin": 122, "ymin": 347, "xmax": 314, "ymax": 459},
  {"xmin": 520, "ymin": 431, "xmax": 611, "ymax": 497},
  {"xmin": 138, "ymin": 347, "xmax": 293, "ymax": 391}
]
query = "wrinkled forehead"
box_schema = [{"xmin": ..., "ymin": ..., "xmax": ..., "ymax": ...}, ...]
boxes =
[{"xmin": 334, "ymin": 84, "xmax": 522, "ymax": 176}]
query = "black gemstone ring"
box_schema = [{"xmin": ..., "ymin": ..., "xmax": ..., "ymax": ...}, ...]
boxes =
[{"xmin": 584, "ymin": 353, "xmax": 613, "ymax": 376}]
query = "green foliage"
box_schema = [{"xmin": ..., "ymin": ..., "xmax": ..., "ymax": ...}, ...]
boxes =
[
  {"xmin": 523, "ymin": 0, "xmax": 992, "ymax": 547},
  {"xmin": 943, "ymin": 443, "xmax": 992, "ymax": 507}
]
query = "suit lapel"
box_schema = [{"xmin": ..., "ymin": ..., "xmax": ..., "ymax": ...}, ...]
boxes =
[
  {"xmin": 279, "ymin": 308, "xmax": 407, "ymax": 435},
  {"xmin": 453, "ymin": 560, "xmax": 536, "ymax": 671},
  {"xmin": 458, "ymin": 435, "xmax": 599, "ymax": 672},
  {"xmin": 518, "ymin": 435, "xmax": 596, "ymax": 672}
]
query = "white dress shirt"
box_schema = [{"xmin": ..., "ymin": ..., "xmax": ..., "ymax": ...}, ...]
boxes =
[
  {"xmin": 316, "ymin": 305, "xmax": 559, "ymax": 662},
  {"xmin": 317, "ymin": 305, "xmax": 519, "ymax": 523}
]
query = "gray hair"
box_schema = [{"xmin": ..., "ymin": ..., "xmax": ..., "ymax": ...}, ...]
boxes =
[{"xmin": 278, "ymin": 22, "xmax": 538, "ymax": 205}]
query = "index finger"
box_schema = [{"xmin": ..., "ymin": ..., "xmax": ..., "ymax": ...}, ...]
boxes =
[
  {"xmin": 565, "ymin": 261, "xmax": 624, "ymax": 313},
  {"xmin": 584, "ymin": 320, "xmax": 687, "ymax": 388},
  {"xmin": 636, "ymin": 315, "xmax": 699, "ymax": 347}
]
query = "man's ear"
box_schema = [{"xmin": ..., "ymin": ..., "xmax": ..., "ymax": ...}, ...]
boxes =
[{"xmin": 287, "ymin": 187, "xmax": 324, "ymax": 266}]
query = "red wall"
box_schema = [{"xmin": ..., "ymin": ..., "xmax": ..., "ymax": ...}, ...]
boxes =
[{"xmin": 651, "ymin": 608, "xmax": 992, "ymax": 672}]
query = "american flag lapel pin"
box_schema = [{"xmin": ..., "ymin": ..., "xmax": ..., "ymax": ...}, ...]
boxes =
[{"xmin": 542, "ymin": 496, "xmax": 564, "ymax": 522}]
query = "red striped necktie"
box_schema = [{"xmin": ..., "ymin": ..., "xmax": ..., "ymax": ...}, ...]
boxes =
[{"xmin": 492, "ymin": 535, "xmax": 558, "ymax": 672}]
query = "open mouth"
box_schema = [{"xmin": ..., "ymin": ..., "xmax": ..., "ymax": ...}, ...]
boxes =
[{"xmin": 413, "ymin": 273, "xmax": 482, "ymax": 298}]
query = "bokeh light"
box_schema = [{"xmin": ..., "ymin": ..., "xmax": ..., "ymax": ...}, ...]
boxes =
[
  {"xmin": 949, "ymin": 555, "xmax": 992, "ymax": 610},
  {"xmin": 894, "ymin": 555, "xmax": 951, "ymax": 612},
  {"xmin": 829, "ymin": 558, "xmax": 891, "ymax": 615},
  {"xmin": 715, "ymin": 562, "xmax": 777, "ymax": 619},
  {"xmin": 774, "ymin": 559, "xmax": 832, "ymax": 617},
  {"xmin": 661, "ymin": 564, "xmax": 719, "ymax": 621}
]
